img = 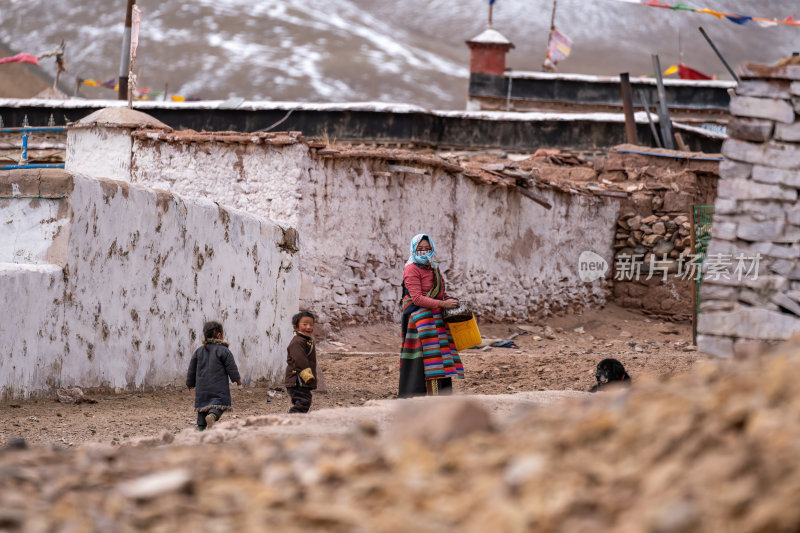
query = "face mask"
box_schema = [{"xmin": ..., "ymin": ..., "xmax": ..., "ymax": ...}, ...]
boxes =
[{"xmin": 416, "ymin": 251, "xmax": 434, "ymax": 264}]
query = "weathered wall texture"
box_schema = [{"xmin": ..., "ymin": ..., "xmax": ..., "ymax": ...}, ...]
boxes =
[
  {"xmin": 129, "ymin": 137, "xmax": 619, "ymax": 324},
  {"xmin": 698, "ymin": 63, "xmax": 800, "ymax": 358},
  {"xmin": 0, "ymin": 169, "xmax": 299, "ymax": 398}
]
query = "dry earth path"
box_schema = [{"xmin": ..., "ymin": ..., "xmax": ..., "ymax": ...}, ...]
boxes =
[{"xmin": 1, "ymin": 304, "xmax": 700, "ymax": 448}]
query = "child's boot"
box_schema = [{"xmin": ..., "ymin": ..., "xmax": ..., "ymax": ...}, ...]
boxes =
[{"xmin": 204, "ymin": 413, "xmax": 217, "ymax": 430}]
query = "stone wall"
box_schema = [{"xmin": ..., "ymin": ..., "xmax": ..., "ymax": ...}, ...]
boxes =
[
  {"xmin": 125, "ymin": 135, "xmax": 620, "ymax": 326},
  {"xmin": 0, "ymin": 169, "xmax": 299, "ymax": 399},
  {"xmin": 593, "ymin": 148, "xmax": 719, "ymax": 318},
  {"xmin": 698, "ymin": 61, "xmax": 800, "ymax": 357}
]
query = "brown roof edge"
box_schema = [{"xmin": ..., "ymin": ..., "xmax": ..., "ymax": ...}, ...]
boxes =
[
  {"xmin": 130, "ymin": 129, "xmax": 304, "ymax": 146},
  {"xmin": 0, "ymin": 168, "xmax": 73, "ymax": 197}
]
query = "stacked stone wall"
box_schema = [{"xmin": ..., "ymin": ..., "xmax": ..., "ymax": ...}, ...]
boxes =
[
  {"xmin": 594, "ymin": 148, "xmax": 719, "ymax": 318},
  {"xmin": 698, "ymin": 62, "xmax": 800, "ymax": 357}
]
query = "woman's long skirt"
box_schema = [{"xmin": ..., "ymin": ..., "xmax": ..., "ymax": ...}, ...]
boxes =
[{"xmin": 398, "ymin": 305, "xmax": 464, "ymax": 398}]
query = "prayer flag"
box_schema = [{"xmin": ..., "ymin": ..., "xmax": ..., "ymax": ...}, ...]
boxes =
[
  {"xmin": 663, "ymin": 65, "xmax": 679, "ymax": 76},
  {"xmin": 0, "ymin": 53, "xmax": 39, "ymax": 66},
  {"xmin": 544, "ymin": 29, "xmax": 572, "ymax": 72},
  {"xmin": 548, "ymin": 29, "xmax": 572, "ymax": 63},
  {"xmin": 131, "ymin": 5, "xmax": 142, "ymax": 63},
  {"xmin": 611, "ymin": 0, "xmax": 799, "ymax": 28},
  {"xmin": 698, "ymin": 8, "xmax": 724, "ymax": 19},
  {"xmin": 725, "ymin": 14, "xmax": 753, "ymax": 25},
  {"xmin": 756, "ymin": 20, "xmax": 778, "ymax": 28},
  {"xmin": 678, "ymin": 63, "xmax": 713, "ymax": 80}
]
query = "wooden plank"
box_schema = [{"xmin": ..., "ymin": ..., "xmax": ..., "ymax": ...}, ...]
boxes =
[
  {"xmin": 516, "ymin": 186, "xmax": 553, "ymax": 209},
  {"xmin": 674, "ymin": 131, "xmax": 689, "ymax": 152},
  {"xmin": 588, "ymin": 189, "xmax": 629, "ymax": 199},
  {"xmin": 619, "ymin": 73, "xmax": 640, "ymax": 145}
]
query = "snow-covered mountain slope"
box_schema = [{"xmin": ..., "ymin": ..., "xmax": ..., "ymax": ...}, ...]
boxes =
[{"xmin": 1, "ymin": 0, "xmax": 797, "ymax": 108}]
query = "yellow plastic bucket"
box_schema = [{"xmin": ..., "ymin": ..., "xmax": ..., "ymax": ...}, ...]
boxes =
[{"xmin": 448, "ymin": 315, "xmax": 481, "ymax": 352}]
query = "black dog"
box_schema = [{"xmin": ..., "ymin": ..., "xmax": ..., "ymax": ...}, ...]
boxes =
[{"xmin": 589, "ymin": 358, "xmax": 631, "ymax": 392}]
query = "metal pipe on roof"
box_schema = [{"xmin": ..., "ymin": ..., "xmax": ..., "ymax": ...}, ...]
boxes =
[
  {"xmin": 698, "ymin": 27, "xmax": 740, "ymax": 84},
  {"xmin": 652, "ymin": 54, "xmax": 676, "ymax": 150}
]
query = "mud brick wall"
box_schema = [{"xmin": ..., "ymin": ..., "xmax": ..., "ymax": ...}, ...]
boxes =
[
  {"xmin": 698, "ymin": 62, "xmax": 800, "ymax": 357},
  {"xmin": 125, "ymin": 136, "xmax": 620, "ymax": 326}
]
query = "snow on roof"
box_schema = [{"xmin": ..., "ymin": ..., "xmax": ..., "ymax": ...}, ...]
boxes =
[
  {"xmin": 0, "ymin": 98, "xmax": 431, "ymax": 114},
  {"xmin": 505, "ymin": 70, "xmax": 736, "ymax": 88},
  {"xmin": 467, "ymin": 27, "xmax": 514, "ymax": 48},
  {"xmin": 0, "ymin": 98, "xmax": 726, "ymax": 140},
  {"xmin": 70, "ymin": 107, "xmax": 172, "ymax": 130}
]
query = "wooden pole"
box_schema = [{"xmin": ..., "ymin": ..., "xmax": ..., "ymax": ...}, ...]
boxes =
[
  {"xmin": 488, "ymin": 2, "xmax": 493, "ymax": 27},
  {"xmin": 690, "ymin": 205, "xmax": 697, "ymax": 345},
  {"xmin": 548, "ymin": 0, "xmax": 558, "ymax": 32},
  {"xmin": 118, "ymin": 0, "xmax": 136, "ymax": 100},
  {"xmin": 652, "ymin": 54, "xmax": 675, "ymax": 150},
  {"xmin": 619, "ymin": 73, "xmax": 640, "ymax": 145},
  {"xmin": 542, "ymin": 0, "xmax": 558, "ymax": 71}
]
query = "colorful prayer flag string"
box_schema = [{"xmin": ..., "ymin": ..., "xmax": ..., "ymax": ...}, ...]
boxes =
[
  {"xmin": 80, "ymin": 78, "xmax": 185, "ymax": 101},
  {"xmin": 610, "ymin": 0, "xmax": 800, "ymax": 27}
]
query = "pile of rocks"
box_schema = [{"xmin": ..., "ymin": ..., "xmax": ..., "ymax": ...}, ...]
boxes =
[
  {"xmin": 614, "ymin": 213, "xmax": 692, "ymax": 264},
  {"xmin": 612, "ymin": 210, "xmax": 697, "ymax": 318},
  {"xmin": 5, "ymin": 345, "xmax": 800, "ymax": 532}
]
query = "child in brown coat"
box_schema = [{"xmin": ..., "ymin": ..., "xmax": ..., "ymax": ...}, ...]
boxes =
[{"xmin": 284, "ymin": 311, "xmax": 317, "ymax": 413}]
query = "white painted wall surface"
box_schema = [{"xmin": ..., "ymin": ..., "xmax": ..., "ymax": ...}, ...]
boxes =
[
  {"xmin": 0, "ymin": 197, "xmax": 70, "ymax": 264},
  {"xmin": 0, "ymin": 173, "xmax": 300, "ymax": 398},
  {"xmin": 132, "ymin": 142, "xmax": 307, "ymax": 227},
  {"xmin": 0, "ymin": 264, "xmax": 65, "ymax": 398},
  {"xmin": 65, "ymin": 127, "xmax": 133, "ymax": 182},
  {"xmin": 131, "ymin": 139, "xmax": 618, "ymax": 324}
]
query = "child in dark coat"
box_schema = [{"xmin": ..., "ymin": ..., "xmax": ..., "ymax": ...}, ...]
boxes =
[
  {"xmin": 284, "ymin": 311, "xmax": 318, "ymax": 413},
  {"xmin": 187, "ymin": 321, "xmax": 241, "ymax": 430}
]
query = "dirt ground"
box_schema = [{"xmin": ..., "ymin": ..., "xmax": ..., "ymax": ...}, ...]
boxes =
[{"xmin": 0, "ymin": 304, "xmax": 700, "ymax": 449}]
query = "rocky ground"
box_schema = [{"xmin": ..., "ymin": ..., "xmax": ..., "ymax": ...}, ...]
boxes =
[
  {"xmin": 4, "ymin": 303, "xmax": 751, "ymax": 532},
  {"xmin": 2, "ymin": 323, "xmax": 800, "ymax": 531},
  {"xmin": 1, "ymin": 304, "xmax": 697, "ymax": 448}
]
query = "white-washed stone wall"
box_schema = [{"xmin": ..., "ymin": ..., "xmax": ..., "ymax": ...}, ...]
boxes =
[
  {"xmin": 0, "ymin": 170, "xmax": 299, "ymax": 398},
  {"xmin": 130, "ymin": 139, "xmax": 619, "ymax": 324},
  {"xmin": 698, "ymin": 63, "xmax": 800, "ymax": 358},
  {"xmin": 66, "ymin": 127, "xmax": 133, "ymax": 182}
]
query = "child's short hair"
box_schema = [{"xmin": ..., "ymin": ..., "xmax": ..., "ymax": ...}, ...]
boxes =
[
  {"xmin": 292, "ymin": 311, "xmax": 315, "ymax": 327},
  {"xmin": 203, "ymin": 320, "xmax": 224, "ymax": 339}
]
